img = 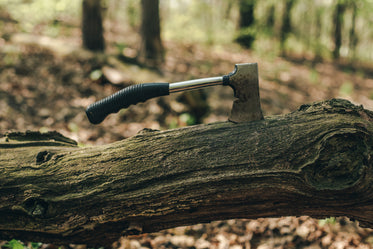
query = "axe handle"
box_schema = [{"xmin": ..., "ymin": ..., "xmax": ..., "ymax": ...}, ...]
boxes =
[
  {"xmin": 86, "ymin": 76, "xmax": 224, "ymax": 124},
  {"xmin": 86, "ymin": 83, "xmax": 169, "ymax": 124}
]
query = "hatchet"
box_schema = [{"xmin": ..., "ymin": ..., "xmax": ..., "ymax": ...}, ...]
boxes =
[{"xmin": 86, "ymin": 63, "xmax": 263, "ymax": 124}]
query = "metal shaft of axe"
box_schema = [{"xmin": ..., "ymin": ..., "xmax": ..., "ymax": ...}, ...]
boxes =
[{"xmin": 169, "ymin": 76, "xmax": 223, "ymax": 93}]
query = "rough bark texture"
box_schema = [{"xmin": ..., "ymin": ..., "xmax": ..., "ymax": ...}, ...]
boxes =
[{"xmin": 0, "ymin": 99, "xmax": 372, "ymax": 246}]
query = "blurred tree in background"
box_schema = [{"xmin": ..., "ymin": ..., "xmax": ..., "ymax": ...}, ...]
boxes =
[
  {"xmin": 235, "ymin": 0, "xmax": 256, "ymax": 48},
  {"xmin": 1, "ymin": 0, "xmax": 373, "ymax": 63},
  {"xmin": 239, "ymin": 0, "xmax": 255, "ymax": 28},
  {"xmin": 82, "ymin": 0, "xmax": 105, "ymax": 51},
  {"xmin": 348, "ymin": 1, "xmax": 358, "ymax": 60},
  {"xmin": 138, "ymin": 0, "xmax": 164, "ymax": 68},
  {"xmin": 332, "ymin": 0, "xmax": 345, "ymax": 59},
  {"xmin": 279, "ymin": 0, "xmax": 296, "ymax": 56}
]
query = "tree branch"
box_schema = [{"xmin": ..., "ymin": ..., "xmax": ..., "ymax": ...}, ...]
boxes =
[{"xmin": 0, "ymin": 99, "xmax": 372, "ymax": 246}]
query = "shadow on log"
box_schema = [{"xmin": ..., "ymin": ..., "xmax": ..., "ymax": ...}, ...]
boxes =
[{"xmin": 0, "ymin": 99, "xmax": 372, "ymax": 246}]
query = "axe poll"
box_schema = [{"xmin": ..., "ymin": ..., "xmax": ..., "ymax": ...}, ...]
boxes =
[{"xmin": 86, "ymin": 63, "xmax": 263, "ymax": 124}]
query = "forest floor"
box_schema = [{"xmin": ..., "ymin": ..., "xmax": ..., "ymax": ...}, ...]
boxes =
[{"xmin": 1, "ymin": 18, "xmax": 373, "ymax": 249}]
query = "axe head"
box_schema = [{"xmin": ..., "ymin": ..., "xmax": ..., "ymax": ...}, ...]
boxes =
[{"xmin": 225, "ymin": 63, "xmax": 264, "ymax": 123}]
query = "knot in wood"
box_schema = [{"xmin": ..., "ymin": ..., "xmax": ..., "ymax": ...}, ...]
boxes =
[
  {"xmin": 304, "ymin": 131, "xmax": 369, "ymax": 190},
  {"xmin": 36, "ymin": 151, "xmax": 52, "ymax": 164},
  {"xmin": 23, "ymin": 198, "xmax": 49, "ymax": 218}
]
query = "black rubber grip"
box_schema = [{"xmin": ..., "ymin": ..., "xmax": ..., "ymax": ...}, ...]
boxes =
[{"xmin": 86, "ymin": 83, "xmax": 170, "ymax": 124}]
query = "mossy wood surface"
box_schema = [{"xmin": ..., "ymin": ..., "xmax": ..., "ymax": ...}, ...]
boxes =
[{"xmin": 0, "ymin": 99, "xmax": 372, "ymax": 246}]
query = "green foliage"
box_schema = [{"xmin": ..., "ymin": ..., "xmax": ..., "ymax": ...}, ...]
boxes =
[
  {"xmin": 162, "ymin": 0, "xmax": 237, "ymax": 45},
  {"xmin": 90, "ymin": 69, "xmax": 103, "ymax": 81},
  {"xmin": 3, "ymin": 240, "xmax": 43, "ymax": 249},
  {"xmin": 318, "ymin": 217, "xmax": 337, "ymax": 226},
  {"xmin": 126, "ymin": 0, "xmax": 139, "ymax": 28},
  {"xmin": 179, "ymin": 113, "xmax": 196, "ymax": 126},
  {"xmin": 1, "ymin": 0, "xmax": 373, "ymax": 63},
  {"xmin": 0, "ymin": 0, "xmax": 80, "ymax": 32},
  {"xmin": 168, "ymin": 113, "xmax": 196, "ymax": 129},
  {"xmin": 168, "ymin": 117, "xmax": 179, "ymax": 129},
  {"xmin": 115, "ymin": 43, "xmax": 127, "ymax": 54},
  {"xmin": 44, "ymin": 21, "xmax": 61, "ymax": 38},
  {"xmin": 3, "ymin": 240, "xmax": 24, "ymax": 249},
  {"xmin": 68, "ymin": 122, "xmax": 79, "ymax": 133},
  {"xmin": 252, "ymin": 35, "xmax": 279, "ymax": 61},
  {"xmin": 309, "ymin": 69, "xmax": 319, "ymax": 85},
  {"xmin": 39, "ymin": 127, "xmax": 49, "ymax": 133},
  {"xmin": 30, "ymin": 243, "xmax": 42, "ymax": 249},
  {"xmin": 339, "ymin": 81, "xmax": 354, "ymax": 96}
]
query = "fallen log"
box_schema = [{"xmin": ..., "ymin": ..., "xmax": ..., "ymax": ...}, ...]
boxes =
[{"xmin": 0, "ymin": 99, "xmax": 372, "ymax": 246}]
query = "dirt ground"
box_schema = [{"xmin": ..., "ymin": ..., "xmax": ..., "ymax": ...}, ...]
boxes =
[{"xmin": 1, "ymin": 20, "xmax": 373, "ymax": 248}]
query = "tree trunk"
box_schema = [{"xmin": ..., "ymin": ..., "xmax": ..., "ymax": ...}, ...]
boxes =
[
  {"xmin": 332, "ymin": 0, "xmax": 346, "ymax": 60},
  {"xmin": 235, "ymin": 0, "xmax": 256, "ymax": 48},
  {"xmin": 314, "ymin": 5, "xmax": 323, "ymax": 61},
  {"xmin": 138, "ymin": 0, "xmax": 164, "ymax": 68},
  {"xmin": 238, "ymin": 0, "xmax": 255, "ymax": 28},
  {"xmin": 82, "ymin": 0, "xmax": 105, "ymax": 51},
  {"xmin": 265, "ymin": 4, "xmax": 275, "ymax": 31},
  {"xmin": 348, "ymin": 1, "xmax": 358, "ymax": 59},
  {"xmin": 0, "ymin": 99, "xmax": 372, "ymax": 247},
  {"xmin": 280, "ymin": 0, "xmax": 296, "ymax": 55}
]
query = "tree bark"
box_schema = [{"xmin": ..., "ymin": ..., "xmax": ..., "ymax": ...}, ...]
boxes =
[
  {"xmin": 0, "ymin": 99, "xmax": 372, "ymax": 247},
  {"xmin": 82, "ymin": 0, "xmax": 105, "ymax": 51}
]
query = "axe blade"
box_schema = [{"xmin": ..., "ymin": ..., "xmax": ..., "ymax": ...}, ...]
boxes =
[{"xmin": 226, "ymin": 63, "xmax": 264, "ymax": 123}]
